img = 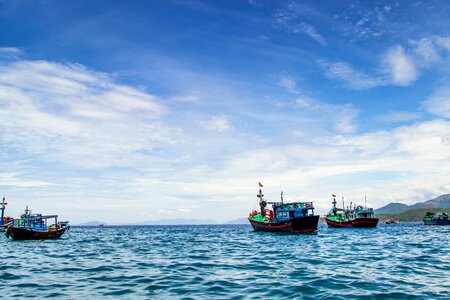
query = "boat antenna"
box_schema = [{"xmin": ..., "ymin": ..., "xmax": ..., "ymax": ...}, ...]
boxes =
[
  {"xmin": 342, "ymin": 196, "xmax": 345, "ymax": 210},
  {"xmin": 280, "ymin": 191, "xmax": 284, "ymax": 204},
  {"xmin": 365, "ymin": 194, "xmax": 367, "ymax": 209}
]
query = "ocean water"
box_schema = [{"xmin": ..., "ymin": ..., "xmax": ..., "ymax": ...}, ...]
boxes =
[{"xmin": 1, "ymin": 223, "xmax": 449, "ymax": 299}]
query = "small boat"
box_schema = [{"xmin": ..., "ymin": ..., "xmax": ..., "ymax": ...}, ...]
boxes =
[
  {"xmin": 248, "ymin": 183, "xmax": 320, "ymax": 233},
  {"xmin": 423, "ymin": 210, "xmax": 450, "ymax": 225},
  {"xmin": 5, "ymin": 206, "xmax": 70, "ymax": 240},
  {"xmin": 324, "ymin": 195, "xmax": 379, "ymax": 228},
  {"xmin": 0, "ymin": 197, "xmax": 14, "ymax": 232},
  {"xmin": 385, "ymin": 218, "xmax": 398, "ymax": 224}
]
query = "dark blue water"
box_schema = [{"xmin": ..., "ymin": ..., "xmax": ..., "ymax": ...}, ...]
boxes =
[{"xmin": 1, "ymin": 223, "xmax": 449, "ymax": 299}]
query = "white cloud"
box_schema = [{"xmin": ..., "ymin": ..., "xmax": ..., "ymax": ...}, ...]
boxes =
[
  {"xmin": 0, "ymin": 60, "xmax": 177, "ymax": 168},
  {"xmin": 274, "ymin": 9, "xmax": 327, "ymax": 46},
  {"xmin": 0, "ymin": 47, "xmax": 23, "ymax": 56},
  {"xmin": 182, "ymin": 119, "xmax": 450, "ymax": 215},
  {"xmin": 422, "ymin": 88, "xmax": 450, "ymax": 119},
  {"xmin": 0, "ymin": 173, "xmax": 54, "ymax": 188},
  {"xmin": 292, "ymin": 22, "xmax": 327, "ymax": 46},
  {"xmin": 321, "ymin": 61, "xmax": 382, "ymax": 89},
  {"xmin": 412, "ymin": 38, "xmax": 440, "ymax": 65},
  {"xmin": 295, "ymin": 96, "xmax": 359, "ymax": 133},
  {"xmin": 375, "ymin": 111, "xmax": 421, "ymax": 123},
  {"xmin": 277, "ymin": 74, "xmax": 298, "ymax": 92},
  {"xmin": 200, "ymin": 116, "xmax": 231, "ymax": 132},
  {"xmin": 383, "ymin": 45, "xmax": 418, "ymax": 86},
  {"xmin": 435, "ymin": 36, "xmax": 450, "ymax": 51},
  {"xmin": 322, "ymin": 36, "xmax": 450, "ymax": 90}
]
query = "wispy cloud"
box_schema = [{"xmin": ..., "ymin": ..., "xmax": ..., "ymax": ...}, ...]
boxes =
[
  {"xmin": 292, "ymin": 22, "xmax": 327, "ymax": 46},
  {"xmin": 295, "ymin": 96, "xmax": 359, "ymax": 133},
  {"xmin": 383, "ymin": 45, "xmax": 418, "ymax": 86},
  {"xmin": 334, "ymin": 3, "xmax": 395, "ymax": 40},
  {"xmin": 0, "ymin": 59, "xmax": 177, "ymax": 169},
  {"xmin": 374, "ymin": 111, "xmax": 421, "ymax": 123},
  {"xmin": 322, "ymin": 36, "xmax": 450, "ymax": 89},
  {"xmin": 422, "ymin": 87, "xmax": 450, "ymax": 119},
  {"xmin": 200, "ymin": 116, "xmax": 231, "ymax": 132},
  {"xmin": 0, "ymin": 173, "xmax": 55, "ymax": 188},
  {"xmin": 274, "ymin": 8, "xmax": 327, "ymax": 46},
  {"xmin": 320, "ymin": 61, "xmax": 382, "ymax": 90},
  {"xmin": 277, "ymin": 73, "xmax": 299, "ymax": 93},
  {"xmin": 0, "ymin": 47, "xmax": 23, "ymax": 56}
]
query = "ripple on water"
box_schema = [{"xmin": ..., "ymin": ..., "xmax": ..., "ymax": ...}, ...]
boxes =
[{"xmin": 1, "ymin": 223, "xmax": 449, "ymax": 299}]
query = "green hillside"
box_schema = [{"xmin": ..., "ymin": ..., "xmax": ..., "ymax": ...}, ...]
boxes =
[{"xmin": 377, "ymin": 208, "xmax": 450, "ymax": 222}]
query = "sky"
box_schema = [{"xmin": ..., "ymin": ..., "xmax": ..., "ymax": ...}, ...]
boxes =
[{"xmin": 1, "ymin": 0, "xmax": 450, "ymax": 224}]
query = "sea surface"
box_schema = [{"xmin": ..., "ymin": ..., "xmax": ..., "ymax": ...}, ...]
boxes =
[{"xmin": 1, "ymin": 223, "xmax": 449, "ymax": 299}]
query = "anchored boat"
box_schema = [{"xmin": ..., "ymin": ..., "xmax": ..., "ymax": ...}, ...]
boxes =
[
  {"xmin": 0, "ymin": 197, "xmax": 14, "ymax": 232},
  {"xmin": 324, "ymin": 194, "xmax": 379, "ymax": 228},
  {"xmin": 5, "ymin": 206, "xmax": 70, "ymax": 240},
  {"xmin": 385, "ymin": 218, "xmax": 398, "ymax": 224},
  {"xmin": 248, "ymin": 184, "xmax": 320, "ymax": 233},
  {"xmin": 423, "ymin": 210, "xmax": 449, "ymax": 225}
]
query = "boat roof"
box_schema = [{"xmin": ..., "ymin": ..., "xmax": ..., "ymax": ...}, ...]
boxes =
[
  {"xmin": 268, "ymin": 201, "xmax": 313, "ymax": 205},
  {"xmin": 18, "ymin": 215, "xmax": 58, "ymax": 221}
]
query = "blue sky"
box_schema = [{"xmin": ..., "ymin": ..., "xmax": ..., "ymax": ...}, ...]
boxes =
[{"xmin": 1, "ymin": 0, "xmax": 450, "ymax": 223}]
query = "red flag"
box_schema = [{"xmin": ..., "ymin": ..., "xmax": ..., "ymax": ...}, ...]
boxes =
[
  {"xmin": 332, "ymin": 194, "xmax": 336, "ymax": 197},
  {"xmin": 259, "ymin": 182, "xmax": 263, "ymax": 187}
]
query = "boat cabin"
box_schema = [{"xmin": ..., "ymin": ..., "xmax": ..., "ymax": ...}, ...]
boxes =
[
  {"xmin": 11, "ymin": 206, "xmax": 67, "ymax": 232},
  {"xmin": 269, "ymin": 201, "xmax": 315, "ymax": 221}
]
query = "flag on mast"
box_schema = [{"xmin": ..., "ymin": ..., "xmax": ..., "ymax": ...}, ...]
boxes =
[
  {"xmin": 258, "ymin": 182, "xmax": 263, "ymax": 187},
  {"xmin": 332, "ymin": 194, "xmax": 336, "ymax": 197}
]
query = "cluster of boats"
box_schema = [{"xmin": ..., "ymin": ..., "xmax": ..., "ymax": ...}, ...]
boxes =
[
  {"xmin": 248, "ymin": 183, "xmax": 449, "ymax": 233},
  {"xmin": 0, "ymin": 197, "xmax": 70, "ymax": 240},
  {"xmin": 2, "ymin": 184, "xmax": 448, "ymax": 240}
]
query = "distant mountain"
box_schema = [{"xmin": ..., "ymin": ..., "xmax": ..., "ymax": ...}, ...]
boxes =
[
  {"xmin": 132, "ymin": 218, "xmax": 217, "ymax": 225},
  {"xmin": 76, "ymin": 220, "xmax": 106, "ymax": 226},
  {"xmin": 375, "ymin": 203, "xmax": 409, "ymax": 214},
  {"xmin": 224, "ymin": 218, "xmax": 248, "ymax": 224},
  {"xmin": 409, "ymin": 194, "xmax": 450, "ymax": 210},
  {"xmin": 376, "ymin": 194, "xmax": 450, "ymax": 214},
  {"xmin": 377, "ymin": 208, "xmax": 450, "ymax": 222}
]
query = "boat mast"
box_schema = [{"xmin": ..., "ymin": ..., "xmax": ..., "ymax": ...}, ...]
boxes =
[
  {"xmin": 332, "ymin": 195, "xmax": 337, "ymax": 214},
  {"xmin": 257, "ymin": 187, "xmax": 266, "ymax": 216},
  {"xmin": 0, "ymin": 197, "xmax": 6, "ymax": 226}
]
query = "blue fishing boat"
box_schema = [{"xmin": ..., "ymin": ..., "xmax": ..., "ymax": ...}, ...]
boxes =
[
  {"xmin": 5, "ymin": 206, "xmax": 70, "ymax": 240},
  {"xmin": 248, "ymin": 184, "xmax": 320, "ymax": 233},
  {"xmin": 0, "ymin": 197, "xmax": 14, "ymax": 232},
  {"xmin": 423, "ymin": 210, "xmax": 450, "ymax": 225},
  {"xmin": 324, "ymin": 195, "xmax": 379, "ymax": 228}
]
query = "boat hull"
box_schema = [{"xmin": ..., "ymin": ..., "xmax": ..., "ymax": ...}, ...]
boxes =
[
  {"xmin": 249, "ymin": 215, "xmax": 320, "ymax": 233},
  {"xmin": 6, "ymin": 226, "xmax": 68, "ymax": 240},
  {"xmin": 424, "ymin": 219, "xmax": 450, "ymax": 225},
  {"xmin": 325, "ymin": 217, "xmax": 379, "ymax": 228}
]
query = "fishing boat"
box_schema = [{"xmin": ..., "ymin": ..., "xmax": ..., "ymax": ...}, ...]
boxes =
[
  {"xmin": 248, "ymin": 183, "xmax": 320, "ymax": 233},
  {"xmin": 5, "ymin": 206, "xmax": 70, "ymax": 240},
  {"xmin": 0, "ymin": 197, "xmax": 14, "ymax": 232},
  {"xmin": 324, "ymin": 194, "xmax": 379, "ymax": 228},
  {"xmin": 423, "ymin": 210, "xmax": 449, "ymax": 225}
]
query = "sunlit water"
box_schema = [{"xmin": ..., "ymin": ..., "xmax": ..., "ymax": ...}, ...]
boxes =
[{"xmin": 1, "ymin": 223, "xmax": 449, "ymax": 299}]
